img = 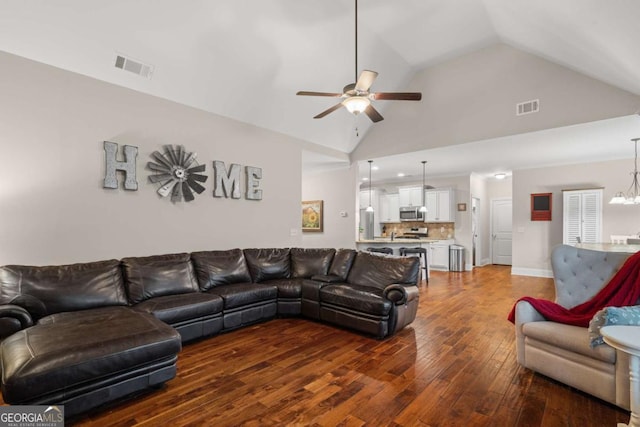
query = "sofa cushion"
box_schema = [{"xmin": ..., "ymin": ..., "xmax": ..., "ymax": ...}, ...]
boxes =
[
  {"xmin": 191, "ymin": 249, "xmax": 251, "ymax": 290},
  {"xmin": 347, "ymin": 252, "xmax": 419, "ymax": 289},
  {"xmin": 262, "ymin": 278, "xmax": 304, "ymax": 298},
  {"xmin": 206, "ymin": 283, "xmax": 277, "ymax": 310},
  {"xmin": 320, "ymin": 284, "xmax": 392, "ymax": 316},
  {"xmin": 243, "ymin": 248, "xmax": 291, "ymax": 283},
  {"xmin": 2, "ymin": 306, "xmax": 181, "ymax": 404},
  {"xmin": 522, "ymin": 321, "xmax": 616, "ymax": 364},
  {"xmin": 0, "ymin": 260, "xmax": 127, "ymax": 315},
  {"xmin": 290, "ymin": 248, "xmax": 335, "ymax": 278},
  {"xmin": 328, "ymin": 249, "xmax": 357, "ymax": 280},
  {"xmin": 132, "ymin": 293, "xmax": 223, "ymax": 325},
  {"xmin": 122, "ymin": 253, "xmax": 198, "ymax": 304}
]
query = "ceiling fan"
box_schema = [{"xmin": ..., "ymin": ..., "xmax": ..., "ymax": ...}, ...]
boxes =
[{"xmin": 296, "ymin": 0, "xmax": 422, "ymax": 123}]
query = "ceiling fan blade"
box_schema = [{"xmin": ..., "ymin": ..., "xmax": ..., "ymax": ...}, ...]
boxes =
[
  {"xmin": 364, "ymin": 105, "xmax": 384, "ymax": 123},
  {"xmin": 355, "ymin": 70, "xmax": 378, "ymax": 92},
  {"xmin": 313, "ymin": 103, "xmax": 344, "ymax": 119},
  {"xmin": 297, "ymin": 91, "xmax": 343, "ymax": 97},
  {"xmin": 372, "ymin": 92, "xmax": 422, "ymax": 101}
]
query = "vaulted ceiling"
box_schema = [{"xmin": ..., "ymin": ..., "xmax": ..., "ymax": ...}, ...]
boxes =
[{"xmin": 1, "ymin": 1, "xmax": 639, "ymax": 167}]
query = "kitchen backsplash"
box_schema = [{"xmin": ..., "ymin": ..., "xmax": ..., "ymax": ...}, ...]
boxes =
[{"xmin": 380, "ymin": 221, "xmax": 455, "ymax": 239}]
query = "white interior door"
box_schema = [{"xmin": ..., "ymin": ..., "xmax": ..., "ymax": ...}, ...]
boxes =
[{"xmin": 492, "ymin": 198, "xmax": 512, "ymax": 265}]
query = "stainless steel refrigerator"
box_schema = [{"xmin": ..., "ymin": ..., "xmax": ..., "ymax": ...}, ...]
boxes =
[{"xmin": 360, "ymin": 209, "xmax": 374, "ymax": 240}]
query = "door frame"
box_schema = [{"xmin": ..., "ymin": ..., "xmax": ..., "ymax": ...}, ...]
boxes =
[
  {"xmin": 490, "ymin": 197, "xmax": 513, "ymax": 265},
  {"xmin": 472, "ymin": 197, "xmax": 481, "ymax": 267}
]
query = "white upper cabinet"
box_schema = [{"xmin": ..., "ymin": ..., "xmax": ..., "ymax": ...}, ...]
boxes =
[
  {"xmin": 425, "ymin": 189, "xmax": 454, "ymax": 222},
  {"xmin": 379, "ymin": 194, "xmax": 400, "ymax": 222},
  {"xmin": 399, "ymin": 186, "xmax": 423, "ymax": 207}
]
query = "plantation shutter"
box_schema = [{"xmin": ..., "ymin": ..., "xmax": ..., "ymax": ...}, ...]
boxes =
[{"xmin": 563, "ymin": 189, "xmax": 602, "ymax": 245}]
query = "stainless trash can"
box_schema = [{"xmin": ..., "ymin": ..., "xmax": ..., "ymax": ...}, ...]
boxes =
[{"xmin": 449, "ymin": 244, "xmax": 465, "ymax": 272}]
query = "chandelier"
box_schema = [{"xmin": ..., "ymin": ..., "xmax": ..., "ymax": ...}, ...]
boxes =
[{"xmin": 610, "ymin": 138, "xmax": 640, "ymax": 204}]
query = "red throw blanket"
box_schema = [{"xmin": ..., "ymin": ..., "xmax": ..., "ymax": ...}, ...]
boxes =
[{"xmin": 508, "ymin": 251, "xmax": 640, "ymax": 327}]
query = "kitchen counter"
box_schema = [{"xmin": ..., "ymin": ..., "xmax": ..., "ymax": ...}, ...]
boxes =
[
  {"xmin": 356, "ymin": 238, "xmax": 456, "ymax": 272},
  {"xmin": 575, "ymin": 243, "xmax": 640, "ymax": 253},
  {"xmin": 356, "ymin": 238, "xmax": 445, "ymax": 244}
]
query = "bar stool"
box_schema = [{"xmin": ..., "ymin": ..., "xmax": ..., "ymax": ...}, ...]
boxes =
[
  {"xmin": 367, "ymin": 247, "xmax": 393, "ymax": 255},
  {"xmin": 399, "ymin": 247, "xmax": 429, "ymax": 283}
]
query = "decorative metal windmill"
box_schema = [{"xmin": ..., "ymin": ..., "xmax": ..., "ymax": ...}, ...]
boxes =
[{"xmin": 147, "ymin": 145, "xmax": 207, "ymax": 203}]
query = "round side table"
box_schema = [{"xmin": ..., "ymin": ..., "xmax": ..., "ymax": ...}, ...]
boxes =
[{"xmin": 601, "ymin": 325, "xmax": 640, "ymax": 427}]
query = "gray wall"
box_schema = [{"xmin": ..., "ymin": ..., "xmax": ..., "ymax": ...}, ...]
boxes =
[{"xmin": 0, "ymin": 52, "xmax": 306, "ymax": 265}]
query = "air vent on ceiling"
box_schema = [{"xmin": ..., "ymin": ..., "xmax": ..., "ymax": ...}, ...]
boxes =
[
  {"xmin": 516, "ymin": 99, "xmax": 539, "ymax": 116},
  {"xmin": 114, "ymin": 54, "xmax": 154, "ymax": 79}
]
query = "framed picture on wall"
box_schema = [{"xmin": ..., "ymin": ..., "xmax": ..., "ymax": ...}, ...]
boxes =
[{"xmin": 302, "ymin": 200, "xmax": 323, "ymax": 232}]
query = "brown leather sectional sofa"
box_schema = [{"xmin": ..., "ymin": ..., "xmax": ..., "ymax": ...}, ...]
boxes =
[{"xmin": 0, "ymin": 248, "xmax": 420, "ymax": 417}]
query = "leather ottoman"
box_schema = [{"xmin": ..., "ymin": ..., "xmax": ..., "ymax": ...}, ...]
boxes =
[{"xmin": 1, "ymin": 306, "xmax": 181, "ymax": 416}]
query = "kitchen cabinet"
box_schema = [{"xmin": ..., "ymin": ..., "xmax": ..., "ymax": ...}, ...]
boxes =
[
  {"xmin": 428, "ymin": 239, "xmax": 454, "ymax": 270},
  {"xmin": 425, "ymin": 189, "xmax": 453, "ymax": 222},
  {"xmin": 379, "ymin": 194, "xmax": 400, "ymax": 222},
  {"xmin": 399, "ymin": 186, "xmax": 423, "ymax": 207}
]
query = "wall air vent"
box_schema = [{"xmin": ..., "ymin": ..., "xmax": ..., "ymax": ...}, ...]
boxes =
[
  {"xmin": 516, "ymin": 99, "xmax": 539, "ymax": 116},
  {"xmin": 114, "ymin": 54, "xmax": 154, "ymax": 79}
]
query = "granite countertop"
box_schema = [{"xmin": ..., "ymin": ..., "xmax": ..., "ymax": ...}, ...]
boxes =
[
  {"xmin": 356, "ymin": 238, "xmax": 451, "ymax": 244},
  {"xmin": 575, "ymin": 243, "xmax": 640, "ymax": 253}
]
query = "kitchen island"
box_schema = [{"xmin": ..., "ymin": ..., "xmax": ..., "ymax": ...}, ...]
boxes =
[{"xmin": 356, "ymin": 238, "xmax": 455, "ymax": 272}]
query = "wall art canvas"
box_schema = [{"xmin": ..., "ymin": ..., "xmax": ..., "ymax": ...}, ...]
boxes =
[{"xmin": 302, "ymin": 200, "xmax": 323, "ymax": 232}]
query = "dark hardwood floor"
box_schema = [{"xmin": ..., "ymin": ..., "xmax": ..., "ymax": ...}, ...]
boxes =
[{"xmin": 61, "ymin": 266, "xmax": 629, "ymax": 426}]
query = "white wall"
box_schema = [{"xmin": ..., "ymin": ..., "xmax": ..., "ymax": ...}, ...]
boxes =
[
  {"xmin": 512, "ymin": 159, "xmax": 640, "ymax": 276},
  {"xmin": 0, "ymin": 52, "xmax": 308, "ymax": 265},
  {"xmin": 301, "ymin": 165, "xmax": 358, "ymax": 249},
  {"xmin": 352, "ymin": 44, "xmax": 640, "ymax": 161}
]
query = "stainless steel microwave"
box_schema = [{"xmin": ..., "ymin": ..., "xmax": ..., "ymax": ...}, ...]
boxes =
[{"xmin": 399, "ymin": 206, "xmax": 424, "ymax": 222}]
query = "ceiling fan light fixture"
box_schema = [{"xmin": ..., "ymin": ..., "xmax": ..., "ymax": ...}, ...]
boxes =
[{"xmin": 343, "ymin": 96, "xmax": 370, "ymax": 114}]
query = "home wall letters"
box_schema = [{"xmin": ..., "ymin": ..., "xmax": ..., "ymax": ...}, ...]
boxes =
[
  {"xmin": 103, "ymin": 141, "xmax": 138, "ymax": 190},
  {"xmin": 103, "ymin": 141, "xmax": 262, "ymax": 202}
]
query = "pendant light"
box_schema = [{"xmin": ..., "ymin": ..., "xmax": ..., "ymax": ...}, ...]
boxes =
[
  {"xmin": 610, "ymin": 138, "xmax": 640, "ymax": 204},
  {"xmin": 419, "ymin": 161, "xmax": 428, "ymax": 212},
  {"xmin": 366, "ymin": 160, "xmax": 374, "ymax": 212}
]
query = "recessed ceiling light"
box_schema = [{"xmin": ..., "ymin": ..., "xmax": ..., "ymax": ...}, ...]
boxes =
[
  {"xmin": 372, "ymin": 166, "xmax": 379, "ymax": 171},
  {"xmin": 362, "ymin": 177, "xmax": 369, "ymax": 181},
  {"xmin": 397, "ymin": 173, "xmax": 405, "ymax": 177},
  {"xmin": 495, "ymin": 173, "xmax": 507, "ymax": 180}
]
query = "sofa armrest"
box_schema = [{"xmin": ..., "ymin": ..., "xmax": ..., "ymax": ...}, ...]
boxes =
[
  {"xmin": 0, "ymin": 304, "xmax": 33, "ymax": 339},
  {"xmin": 310, "ymin": 274, "xmax": 344, "ymax": 283},
  {"xmin": 383, "ymin": 284, "xmax": 418, "ymax": 305},
  {"xmin": 513, "ymin": 300, "xmax": 546, "ymax": 365}
]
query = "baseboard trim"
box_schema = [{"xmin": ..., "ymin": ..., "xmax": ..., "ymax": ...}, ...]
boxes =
[{"xmin": 511, "ymin": 267, "xmax": 553, "ymax": 278}]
